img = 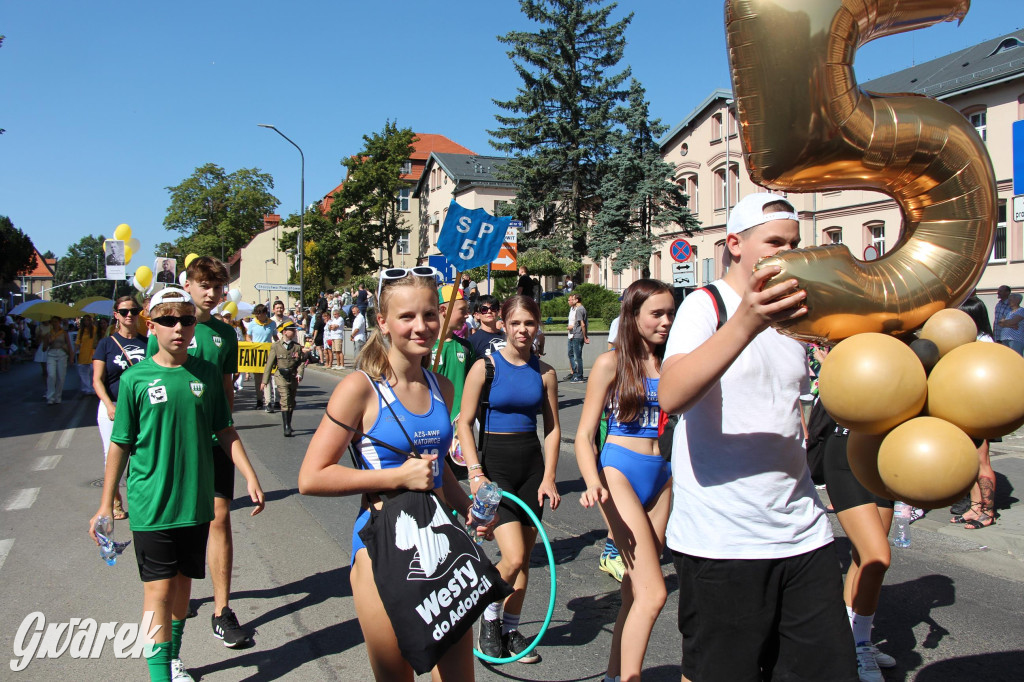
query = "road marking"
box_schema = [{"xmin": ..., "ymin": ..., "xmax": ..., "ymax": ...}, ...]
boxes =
[
  {"xmin": 0, "ymin": 539, "xmax": 12, "ymax": 573},
  {"xmin": 32, "ymin": 455, "xmax": 62, "ymax": 471},
  {"xmin": 56, "ymin": 401, "xmax": 88, "ymax": 449},
  {"xmin": 4, "ymin": 488, "xmax": 40, "ymax": 511},
  {"xmin": 34, "ymin": 431, "xmax": 55, "ymax": 451}
]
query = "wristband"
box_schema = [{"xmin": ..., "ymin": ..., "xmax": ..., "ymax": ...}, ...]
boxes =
[{"xmin": 468, "ymin": 464, "xmax": 483, "ymax": 471}]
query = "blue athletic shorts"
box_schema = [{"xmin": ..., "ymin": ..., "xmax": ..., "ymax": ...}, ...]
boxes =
[{"xmin": 599, "ymin": 441, "xmax": 671, "ymax": 508}]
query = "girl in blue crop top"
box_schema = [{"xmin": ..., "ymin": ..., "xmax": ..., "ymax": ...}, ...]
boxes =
[
  {"xmin": 573, "ymin": 279, "xmax": 676, "ymax": 682},
  {"xmin": 457, "ymin": 295, "xmax": 561, "ymax": 662},
  {"xmin": 299, "ymin": 273, "xmax": 487, "ymax": 681}
]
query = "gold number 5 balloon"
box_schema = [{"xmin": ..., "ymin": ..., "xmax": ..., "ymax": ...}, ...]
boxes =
[{"xmin": 725, "ymin": 0, "xmax": 996, "ymax": 343}]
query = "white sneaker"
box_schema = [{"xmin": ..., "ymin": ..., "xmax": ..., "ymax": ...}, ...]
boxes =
[
  {"xmin": 170, "ymin": 658, "xmax": 195, "ymax": 682},
  {"xmin": 862, "ymin": 641, "xmax": 896, "ymax": 668},
  {"xmin": 855, "ymin": 642, "xmax": 883, "ymax": 682}
]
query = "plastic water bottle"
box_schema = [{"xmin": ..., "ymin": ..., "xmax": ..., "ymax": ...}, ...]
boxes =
[
  {"xmin": 468, "ymin": 482, "xmax": 503, "ymax": 544},
  {"xmin": 94, "ymin": 515, "xmax": 118, "ymax": 566},
  {"xmin": 893, "ymin": 502, "xmax": 912, "ymax": 548}
]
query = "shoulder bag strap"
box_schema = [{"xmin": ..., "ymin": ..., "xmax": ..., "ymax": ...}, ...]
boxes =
[
  {"xmin": 109, "ymin": 335, "xmax": 137, "ymax": 366},
  {"xmin": 703, "ymin": 284, "xmax": 728, "ymax": 330}
]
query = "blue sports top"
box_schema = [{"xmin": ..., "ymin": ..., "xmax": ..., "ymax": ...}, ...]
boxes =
[
  {"xmin": 356, "ymin": 370, "xmax": 452, "ymax": 489},
  {"xmin": 484, "ymin": 352, "xmax": 544, "ymax": 433},
  {"xmin": 606, "ymin": 377, "xmax": 660, "ymax": 439}
]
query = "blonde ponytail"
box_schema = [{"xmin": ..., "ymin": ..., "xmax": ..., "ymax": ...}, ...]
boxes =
[{"xmin": 357, "ymin": 327, "xmax": 391, "ymax": 381}]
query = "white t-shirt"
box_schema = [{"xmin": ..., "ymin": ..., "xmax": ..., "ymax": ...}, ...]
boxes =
[
  {"xmin": 607, "ymin": 317, "xmax": 620, "ymax": 345},
  {"xmin": 351, "ymin": 313, "xmax": 367, "ymax": 342},
  {"xmin": 664, "ymin": 280, "xmax": 831, "ymax": 559},
  {"xmin": 325, "ymin": 315, "xmax": 344, "ymax": 342}
]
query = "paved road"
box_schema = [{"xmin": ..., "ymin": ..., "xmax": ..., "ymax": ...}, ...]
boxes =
[{"xmin": 1, "ymin": 361, "xmax": 1022, "ymax": 680}]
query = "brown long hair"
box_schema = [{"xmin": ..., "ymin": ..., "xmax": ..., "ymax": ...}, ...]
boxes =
[
  {"xmin": 612, "ymin": 279, "xmax": 673, "ymax": 423},
  {"xmin": 358, "ymin": 273, "xmax": 439, "ymax": 381}
]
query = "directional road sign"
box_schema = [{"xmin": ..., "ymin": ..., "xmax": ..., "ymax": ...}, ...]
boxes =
[
  {"xmin": 491, "ymin": 224, "xmax": 519, "ymax": 271},
  {"xmin": 671, "ymin": 261, "xmax": 696, "ymax": 288},
  {"xmin": 670, "ymin": 239, "xmax": 693, "ymax": 263},
  {"xmin": 254, "ymin": 283, "xmax": 301, "ymax": 292}
]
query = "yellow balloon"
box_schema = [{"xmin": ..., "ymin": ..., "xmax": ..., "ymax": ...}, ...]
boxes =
[
  {"xmin": 114, "ymin": 223, "xmax": 132, "ymax": 241},
  {"xmin": 135, "ymin": 266, "xmax": 153, "ymax": 289},
  {"xmin": 727, "ymin": 0, "xmax": 995, "ymax": 343},
  {"xmin": 878, "ymin": 417, "xmax": 979, "ymax": 509},
  {"xmin": 927, "ymin": 341, "xmax": 1024, "ymax": 439},
  {"xmin": 124, "ymin": 245, "xmax": 134, "ymax": 264},
  {"xmin": 222, "ymin": 302, "xmax": 239, "ymax": 319},
  {"xmin": 184, "ymin": 253, "xmax": 199, "ymax": 268},
  {"xmin": 817, "ymin": 333, "xmax": 926, "ymax": 434},
  {"xmin": 919, "ymin": 308, "xmax": 978, "ymax": 358}
]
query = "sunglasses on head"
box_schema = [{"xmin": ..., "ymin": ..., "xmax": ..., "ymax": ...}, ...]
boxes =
[
  {"xmin": 151, "ymin": 315, "xmax": 198, "ymax": 328},
  {"xmin": 376, "ymin": 266, "xmax": 441, "ymax": 299},
  {"xmin": 477, "ymin": 305, "xmax": 497, "ymax": 313},
  {"xmin": 117, "ymin": 307, "xmax": 143, "ymax": 316}
]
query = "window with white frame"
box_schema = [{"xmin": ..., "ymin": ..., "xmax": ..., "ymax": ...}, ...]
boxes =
[
  {"xmin": 868, "ymin": 222, "xmax": 885, "ymax": 256},
  {"xmin": 397, "ymin": 231, "xmax": 411, "ymax": 255},
  {"xmin": 715, "ymin": 169, "xmax": 726, "ymax": 210},
  {"xmin": 711, "ymin": 113, "xmax": 723, "ymax": 141},
  {"xmin": 969, "ymin": 110, "xmax": 987, "ymax": 141},
  {"xmin": 990, "ymin": 202, "xmax": 1007, "ymax": 262},
  {"xmin": 825, "ymin": 228, "xmax": 843, "ymax": 245},
  {"xmin": 397, "ymin": 188, "xmax": 410, "ymax": 212},
  {"xmin": 681, "ymin": 174, "xmax": 698, "ymax": 213},
  {"xmin": 715, "ymin": 166, "xmax": 738, "ymax": 210},
  {"xmin": 402, "ymin": 161, "xmax": 413, "ymax": 175}
]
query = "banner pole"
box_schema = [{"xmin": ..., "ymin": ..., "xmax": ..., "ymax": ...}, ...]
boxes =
[{"xmin": 432, "ymin": 269, "xmax": 463, "ymax": 372}]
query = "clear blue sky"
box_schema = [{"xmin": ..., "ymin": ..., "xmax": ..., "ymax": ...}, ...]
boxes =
[{"xmin": 1, "ymin": 0, "xmax": 1016, "ymax": 273}]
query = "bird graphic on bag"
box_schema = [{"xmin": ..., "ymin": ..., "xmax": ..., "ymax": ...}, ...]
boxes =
[{"xmin": 395, "ymin": 498, "xmax": 452, "ymax": 579}]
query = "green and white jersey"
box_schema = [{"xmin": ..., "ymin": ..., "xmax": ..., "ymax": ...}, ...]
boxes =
[
  {"xmin": 431, "ymin": 335, "xmax": 474, "ymax": 421},
  {"xmin": 147, "ymin": 316, "xmax": 237, "ymax": 445},
  {"xmin": 111, "ymin": 356, "xmax": 231, "ymax": 530}
]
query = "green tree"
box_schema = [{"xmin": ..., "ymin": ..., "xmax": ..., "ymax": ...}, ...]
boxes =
[
  {"xmin": 282, "ymin": 203, "xmax": 342, "ymax": 305},
  {"xmin": 328, "ymin": 121, "xmax": 416, "ymax": 269},
  {"xmin": 592, "ymin": 79, "xmax": 701, "ymax": 277},
  {"xmin": 0, "ymin": 215, "xmax": 37, "ymax": 284},
  {"xmin": 490, "ymin": 0, "xmax": 632, "ymax": 265},
  {"xmin": 163, "ymin": 163, "xmax": 279, "ymax": 261},
  {"xmin": 51, "ymin": 235, "xmax": 130, "ymax": 303}
]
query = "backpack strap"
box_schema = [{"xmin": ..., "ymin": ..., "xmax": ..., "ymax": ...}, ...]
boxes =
[
  {"xmin": 477, "ymin": 355, "xmax": 495, "ymax": 453},
  {"xmin": 701, "ymin": 283, "xmax": 728, "ymax": 331}
]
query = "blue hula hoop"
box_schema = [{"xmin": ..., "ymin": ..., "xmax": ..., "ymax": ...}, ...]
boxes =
[{"xmin": 471, "ymin": 490, "xmax": 557, "ymax": 665}]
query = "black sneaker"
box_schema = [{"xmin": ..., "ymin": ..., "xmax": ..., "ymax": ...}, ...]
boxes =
[
  {"xmin": 211, "ymin": 607, "xmax": 252, "ymax": 647},
  {"xmin": 504, "ymin": 629, "xmax": 540, "ymax": 663},
  {"xmin": 478, "ymin": 617, "xmax": 503, "ymax": 658}
]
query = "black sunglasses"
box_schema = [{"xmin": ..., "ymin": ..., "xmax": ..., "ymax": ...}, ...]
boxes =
[
  {"xmin": 151, "ymin": 315, "xmax": 198, "ymax": 328},
  {"xmin": 477, "ymin": 305, "xmax": 498, "ymax": 313},
  {"xmin": 117, "ymin": 307, "xmax": 143, "ymax": 316}
]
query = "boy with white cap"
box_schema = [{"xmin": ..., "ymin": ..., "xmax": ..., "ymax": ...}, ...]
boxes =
[{"xmin": 659, "ymin": 193, "xmax": 857, "ymax": 681}]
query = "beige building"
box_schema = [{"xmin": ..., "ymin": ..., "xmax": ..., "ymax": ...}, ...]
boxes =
[
  {"xmin": 231, "ymin": 214, "xmax": 300, "ymax": 309},
  {"xmin": 646, "ymin": 30, "xmax": 1024, "ymax": 311}
]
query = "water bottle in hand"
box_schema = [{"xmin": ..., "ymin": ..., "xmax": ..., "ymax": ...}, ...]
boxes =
[
  {"xmin": 892, "ymin": 501, "xmax": 911, "ymax": 548},
  {"xmin": 94, "ymin": 515, "xmax": 131, "ymax": 566},
  {"xmin": 468, "ymin": 482, "xmax": 502, "ymax": 544}
]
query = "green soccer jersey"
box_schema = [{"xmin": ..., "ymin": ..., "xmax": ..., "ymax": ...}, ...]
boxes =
[
  {"xmin": 431, "ymin": 335, "xmax": 474, "ymax": 421},
  {"xmin": 147, "ymin": 316, "xmax": 237, "ymax": 444},
  {"xmin": 110, "ymin": 356, "xmax": 231, "ymax": 530}
]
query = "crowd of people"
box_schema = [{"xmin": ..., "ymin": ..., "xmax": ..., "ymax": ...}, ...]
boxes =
[{"xmin": 55, "ymin": 193, "xmax": 1014, "ymax": 682}]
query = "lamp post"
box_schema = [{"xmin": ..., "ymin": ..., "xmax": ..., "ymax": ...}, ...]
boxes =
[
  {"xmin": 258, "ymin": 124, "xmax": 304, "ymax": 307},
  {"xmin": 265, "ymin": 258, "xmax": 275, "ymax": 305},
  {"xmin": 725, "ymin": 98, "xmax": 734, "ymax": 227}
]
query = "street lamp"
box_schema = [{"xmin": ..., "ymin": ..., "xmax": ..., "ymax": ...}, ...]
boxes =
[
  {"xmin": 724, "ymin": 98, "xmax": 734, "ymax": 226},
  {"xmin": 258, "ymin": 124, "xmax": 304, "ymax": 307},
  {"xmin": 265, "ymin": 258, "xmax": 276, "ymax": 305}
]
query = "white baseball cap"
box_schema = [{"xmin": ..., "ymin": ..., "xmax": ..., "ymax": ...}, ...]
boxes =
[
  {"xmin": 726, "ymin": 192, "xmax": 798, "ymax": 235},
  {"xmin": 148, "ymin": 287, "xmax": 194, "ymax": 312}
]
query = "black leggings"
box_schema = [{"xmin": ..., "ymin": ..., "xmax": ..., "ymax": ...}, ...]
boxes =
[
  {"xmin": 480, "ymin": 432, "xmax": 545, "ymax": 528},
  {"xmin": 823, "ymin": 429, "xmax": 893, "ymax": 513}
]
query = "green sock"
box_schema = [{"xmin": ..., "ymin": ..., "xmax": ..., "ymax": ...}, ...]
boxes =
[
  {"xmin": 170, "ymin": 619, "xmax": 185, "ymax": 659},
  {"xmin": 146, "ymin": 640, "xmax": 172, "ymax": 682}
]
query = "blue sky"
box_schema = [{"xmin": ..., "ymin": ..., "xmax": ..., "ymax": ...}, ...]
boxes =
[{"xmin": 1, "ymin": 1, "xmax": 1016, "ymax": 273}]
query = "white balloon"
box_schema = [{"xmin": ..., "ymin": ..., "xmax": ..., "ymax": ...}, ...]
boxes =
[
  {"xmin": 179, "ymin": 272, "xmax": 187, "ymax": 286},
  {"xmin": 228, "ymin": 288, "xmax": 242, "ymax": 303}
]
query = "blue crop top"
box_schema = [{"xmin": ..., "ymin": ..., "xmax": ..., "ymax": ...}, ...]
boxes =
[
  {"xmin": 357, "ymin": 370, "xmax": 452, "ymax": 488},
  {"xmin": 606, "ymin": 377, "xmax": 660, "ymax": 438},
  {"xmin": 484, "ymin": 352, "xmax": 544, "ymax": 433}
]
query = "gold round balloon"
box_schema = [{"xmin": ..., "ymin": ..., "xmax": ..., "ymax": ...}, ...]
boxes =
[
  {"xmin": 878, "ymin": 417, "xmax": 979, "ymax": 508},
  {"xmin": 725, "ymin": 0, "xmax": 995, "ymax": 344},
  {"xmin": 918, "ymin": 308, "xmax": 979, "ymax": 358},
  {"xmin": 817, "ymin": 333, "xmax": 926, "ymax": 434},
  {"xmin": 928, "ymin": 341, "xmax": 1024, "ymax": 438},
  {"xmin": 846, "ymin": 431, "xmax": 894, "ymax": 500}
]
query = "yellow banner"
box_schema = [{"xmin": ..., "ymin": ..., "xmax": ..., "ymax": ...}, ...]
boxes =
[{"xmin": 238, "ymin": 341, "xmax": 272, "ymax": 373}]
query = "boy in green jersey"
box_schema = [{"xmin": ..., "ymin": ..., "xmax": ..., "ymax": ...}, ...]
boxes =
[
  {"xmin": 145, "ymin": 257, "xmax": 251, "ymax": 647},
  {"xmin": 90, "ymin": 288, "xmax": 265, "ymax": 682}
]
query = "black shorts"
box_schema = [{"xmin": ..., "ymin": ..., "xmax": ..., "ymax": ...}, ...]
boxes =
[
  {"xmin": 212, "ymin": 443, "xmax": 234, "ymax": 500},
  {"xmin": 823, "ymin": 430, "xmax": 894, "ymax": 513},
  {"xmin": 480, "ymin": 432, "xmax": 545, "ymax": 528},
  {"xmin": 133, "ymin": 523, "xmax": 210, "ymax": 582},
  {"xmin": 674, "ymin": 544, "xmax": 857, "ymax": 682}
]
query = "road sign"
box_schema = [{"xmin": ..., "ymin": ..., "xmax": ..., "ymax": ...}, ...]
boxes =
[
  {"xmin": 863, "ymin": 245, "xmax": 880, "ymax": 262},
  {"xmin": 671, "ymin": 261, "xmax": 695, "ymax": 287},
  {"xmin": 1014, "ymin": 196, "xmax": 1024, "ymax": 223},
  {"xmin": 491, "ymin": 225, "xmax": 518, "ymax": 271},
  {"xmin": 428, "ymin": 255, "xmax": 456, "ymax": 283},
  {"xmin": 670, "ymin": 239, "xmax": 693, "ymax": 263},
  {"xmin": 1014, "ymin": 120, "xmax": 1024, "ymax": 195},
  {"xmin": 254, "ymin": 283, "xmax": 301, "ymax": 292}
]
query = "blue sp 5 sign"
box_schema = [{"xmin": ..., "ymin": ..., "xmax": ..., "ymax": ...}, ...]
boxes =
[{"xmin": 436, "ymin": 201, "xmax": 514, "ymax": 270}]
